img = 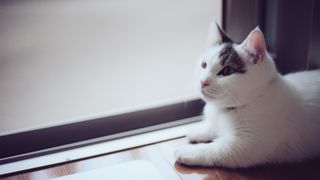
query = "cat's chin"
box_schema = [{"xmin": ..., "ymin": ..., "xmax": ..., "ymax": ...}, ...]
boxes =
[
  {"xmin": 201, "ymin": 90, "xmax": 216, "ymax": 101},
  {"xmin": 201, "ymin": 93, "xmax": 240, "ymax": 107}
]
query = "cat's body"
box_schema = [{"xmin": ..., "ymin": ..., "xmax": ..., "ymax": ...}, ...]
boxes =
[{"xmin": 174, "ymin": 24, "xmax": 320, "ymax": 167}]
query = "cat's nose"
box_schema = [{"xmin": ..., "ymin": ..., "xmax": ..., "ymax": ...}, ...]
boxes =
[{"xmin": 201, "ymin": 80, "xmax": 210, "ymax": 89}]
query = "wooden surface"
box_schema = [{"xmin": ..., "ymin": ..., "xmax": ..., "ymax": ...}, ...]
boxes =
[{"xmin": 2, "ymin": 138, "xmax": 320, "ymax": 180}]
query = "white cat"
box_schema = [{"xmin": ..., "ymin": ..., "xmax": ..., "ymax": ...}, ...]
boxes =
[{"xmin": 174, "ymin": 24, "xmax": 320, "ymax": 168}]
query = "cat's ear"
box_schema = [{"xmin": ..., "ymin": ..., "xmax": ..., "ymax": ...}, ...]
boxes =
[
  {"xmin": 240, "ymin": 27, "xmax": 266, "ymax": 64},
  {"xmin": 206, "ymin": 22, "xmax": 233, "ymax": 46},
  {"xmin": 215, "ymin": 23, "xmax": 233, "ymax": 43}
]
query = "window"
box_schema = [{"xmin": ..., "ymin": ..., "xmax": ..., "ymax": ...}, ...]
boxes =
[{"xmin": 0, "ymin": 0, "xmax": 222, "ymax": 164}]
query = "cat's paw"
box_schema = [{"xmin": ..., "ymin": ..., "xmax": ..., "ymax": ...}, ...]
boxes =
[
  {"xmin": 174, "ymin": 144, "xmax": 206, "ymax": 166},
  {"xmin": 186, "ymin": 130, "xmax": 213, "ymax": 143}
]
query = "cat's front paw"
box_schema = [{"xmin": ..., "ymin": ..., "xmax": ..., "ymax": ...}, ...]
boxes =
[
  {"xmin": 186, "ymin": 130, "xmax": 214, "ymax": 143},
  {"xmin": 174, "ymin": 144, "xmax": 206, "ymax": 166}
]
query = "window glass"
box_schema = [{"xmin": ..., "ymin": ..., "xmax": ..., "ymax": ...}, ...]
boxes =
[{"xmin": 0, "ymin": 0, "xmax": 221, "ymax": 133}]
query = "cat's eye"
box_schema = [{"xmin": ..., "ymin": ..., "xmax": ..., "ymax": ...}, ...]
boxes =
[
  {"xmin": 201, "ymin": 62, "xmax": 207, "ymax": 69},
  {"xmin": 218, "ymin": 66, "xmax": 234, "ymax": 76}
]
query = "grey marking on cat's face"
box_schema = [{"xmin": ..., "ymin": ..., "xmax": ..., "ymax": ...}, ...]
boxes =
[{"xmin": 219, "ymin": 43, "xmax": 246, "ymax": 74}]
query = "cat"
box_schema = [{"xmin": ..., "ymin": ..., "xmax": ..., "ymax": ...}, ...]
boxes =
[{"xmin": 174, "ymin": 23, "xmax": 320, "ymax": 168}]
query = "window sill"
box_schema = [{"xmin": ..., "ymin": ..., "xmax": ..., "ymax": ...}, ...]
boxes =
[{"xmin": 0, "ymin": 120, "xmax": 201, "ymax": 175}]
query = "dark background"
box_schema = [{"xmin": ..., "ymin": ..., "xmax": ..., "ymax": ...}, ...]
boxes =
[{"xmin": 223, "ymin": 0, "xmax": 320, "ymax": 74}]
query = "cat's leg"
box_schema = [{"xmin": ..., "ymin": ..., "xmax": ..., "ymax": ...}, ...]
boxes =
[
  {"xmin": 187, "ymin": 120, "xmax": 217, "ymax": 143},
  {"xmin": 175, "ymin": 135, "xmax": 255, "ymax": 167}
]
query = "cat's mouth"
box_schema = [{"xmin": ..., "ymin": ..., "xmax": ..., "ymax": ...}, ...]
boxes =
[{"xmin": 201, "ymin": 90, "xmax": 215, "ymax": 99}]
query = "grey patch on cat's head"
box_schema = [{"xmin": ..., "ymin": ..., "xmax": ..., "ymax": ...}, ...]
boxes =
[{"xmin": 219, "ymin": 43, "xmax": 246, "ymax": 74}]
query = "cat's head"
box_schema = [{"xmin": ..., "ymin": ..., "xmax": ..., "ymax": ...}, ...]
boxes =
[{"xmin": 197, "ymin": 24, "xmax": 277, "ymax": 107}]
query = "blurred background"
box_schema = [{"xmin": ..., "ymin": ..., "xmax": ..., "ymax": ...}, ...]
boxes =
[
  {"xmin": 0, "ymin": 0, "xmax": 221, "ymax": 133},
  {"xmin": 1, "ymin": 0, "xmax": 319, "ymax": 136},
  {"xmin": 223, "ymin": 0, "xmax": 320, "ymax": 73}
]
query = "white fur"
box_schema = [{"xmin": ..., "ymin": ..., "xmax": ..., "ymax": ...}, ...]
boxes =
[{"xmin": 175, "ymin": 26, "xmax": 320, "ymax": 168}]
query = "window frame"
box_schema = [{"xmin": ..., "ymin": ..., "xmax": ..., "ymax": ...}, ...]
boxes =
[{"xmin": 0, "ymin": 99, "xmax": 204, "ymax": 165}]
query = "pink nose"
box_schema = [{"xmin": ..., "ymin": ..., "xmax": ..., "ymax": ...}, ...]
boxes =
[{"xmin": 201, "ymin": 80, "xmax": 210, "ymax": 88}]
